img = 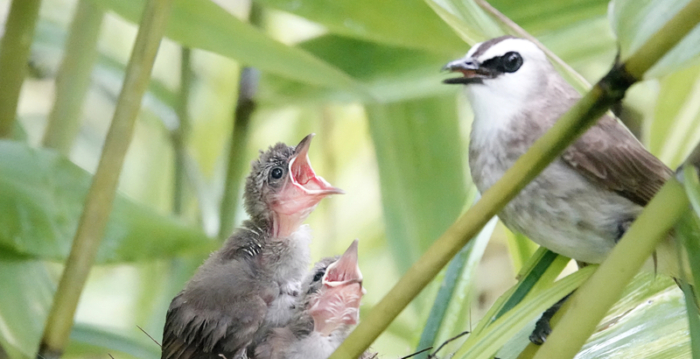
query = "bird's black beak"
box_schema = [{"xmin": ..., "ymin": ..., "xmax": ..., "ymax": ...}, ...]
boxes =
[{"xmin": 442, "ymin": 57, "xmax": 495, "ymax": 85}]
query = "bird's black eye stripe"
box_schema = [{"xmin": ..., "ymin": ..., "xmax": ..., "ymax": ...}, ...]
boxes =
[
  {"xmin": 270, "ymin": 167, "xmax": 284, "ymax": 180},
  {"xmin": 481, "ymin": 51, "xmax": 523, "ymax": 73}
]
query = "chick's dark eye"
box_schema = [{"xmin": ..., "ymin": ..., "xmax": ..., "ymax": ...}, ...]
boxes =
[
  {"xmin": 312, "ymin": 270, "xmax": 324, "ymax": 282},
  {"xmin": 502, "ymin": 52, "xmax": 523, "ymax": 73},
  {"xmin": 270, "ymin": 167, "xmax": 284, "ymax": 180}
]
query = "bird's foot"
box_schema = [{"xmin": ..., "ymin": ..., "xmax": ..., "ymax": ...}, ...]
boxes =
[{"xmin": 528, "ymin": 292, "xmax": 573, "ymax": 345}]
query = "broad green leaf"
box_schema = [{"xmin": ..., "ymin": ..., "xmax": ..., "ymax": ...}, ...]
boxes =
[
  {"xmin": 0, "ymin": 140, "xmax": 215, "ymax": 263},
  {"xmin": 0, "ymin": 258, "xmax": 55, "ymax": 358},
  {"xmin": 66, "ymin": 323, "xmax": 160, "ymax": 359},
  {"xmin": 489, "ymin": 0, "xmax": 608, "ymax": 35},
  {"xmin": 257, "ymin": 35, "xmax": 460, "ymax": 105},
  {"xmin": 417, "ymin": 215, "xmax": 496, "ymax": 358},
  {"xmin": 577, "ymin": 284, "xmax": 689, "ymax": 358},
  {"xmin": 255, "ymin": 0, "xmax": 465, "ymax": 54},
  {"xmin": 610, "ymin": 0, "xmax": 700, "ymax": 78},
  {"xmin": 366, "ymin": 95, "xmax": 467, "ymax": 274},
  {"xmin": 456, "ymin": 266, "xmax": 596, "ymax": 359},
  {"xmin": 423, "ymin": 0, "xmax": 502, "ymax": 44},
  {"xmin": 87, "ymin": 0, "xmax": 366, "ymax": 94}
]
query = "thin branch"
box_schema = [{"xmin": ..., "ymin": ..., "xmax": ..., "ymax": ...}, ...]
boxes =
[
  {"xmin": 37, "ymin": 0, "xmax": 175, "ymax": 357},
  {"xmin": 0, "ymin": 0, "xmax": 42, "ymax": 138},
  {"xmin": 137, "ymin": 325, "xmax": 162, "ymax": 348},
  {"xmin": 173, "ymin": 47, "xmax": 192, "ymax": 215}
]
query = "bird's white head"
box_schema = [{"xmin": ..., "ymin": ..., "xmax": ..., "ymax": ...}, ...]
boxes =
[{"xmin": 444, "ymin": 36, "xmax": 556, "ymax": 126}]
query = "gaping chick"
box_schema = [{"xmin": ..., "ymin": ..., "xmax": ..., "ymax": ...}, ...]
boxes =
[
  {"xmin": 162, "ymin": 134, "xmax": 343, "ymax": 359},
  {"xmin": 254, "ymin": 240, "xmax": 374, "ymax": 359}
]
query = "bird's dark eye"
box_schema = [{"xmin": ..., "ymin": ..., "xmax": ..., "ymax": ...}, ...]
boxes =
[
  {"xmin": 312, "ymin": 270, "xmax": 324, "ymax": 282},
  {"xmin": 501, "ymin": 52, "xmax": 523, "ymax": 73},
  {"xmin": 270, "ymin": 167, "xmax": 284, "ymax": 180}
]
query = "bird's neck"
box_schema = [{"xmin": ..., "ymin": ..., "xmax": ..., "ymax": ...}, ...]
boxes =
[{"xmin": 271, "ymin": 205, "xmax": 317, "ymax": 239}]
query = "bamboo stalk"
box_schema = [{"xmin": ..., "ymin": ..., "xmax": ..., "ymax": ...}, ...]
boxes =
[
  {"xmin": 218, "ymin": 2, "xmax": 262, "ymax": 240},
  {"xmin": 42, "ymin": 0, "xmax": 104, "ymax": 154},
  {"xmin": 173, "ymin": 47, "xmax": 192, "ymax": 215},
  {"xmin": 328, "ymin": 1, "xmax": 700, "ymax": 357},
  {"xmin": 0, "ymin": 0, "xmax": 42, "ymax": 138},
  {"xmin": 37, "ymin": 0, "xmax": 174, "ymax": 357},
  {"xmin": 532, "ymin": 180, "xmax": 689, "ymax": 359}
]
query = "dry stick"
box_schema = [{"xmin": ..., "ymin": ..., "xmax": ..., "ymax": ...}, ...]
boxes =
[
  {"xmin": 42, "ymin": 0, "xmax": 104, "ymax": 154},
  {"xmin": 473, "ymin": 0, "xmax": 590, "ymax": 92},
  {"xmin": 137, "ymin": 325, "xmax": 162, "ymax": 348},
  {"xmin": 328, "ymin": 1, "xmax": 700, "ymax": 358},
  {"xmin": 0, "ymin": 0, "xmax": 42, "ymax": 138},
  {"xmin": 37, "ymin": 0, "xmax": 174, "ymax": 357}
]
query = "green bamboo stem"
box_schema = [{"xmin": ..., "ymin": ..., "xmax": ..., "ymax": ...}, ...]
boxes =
[
  {"xmin": 328, "ymin": 1, "xmax": 700, "ymax": 357},
  {"xmin": 0, "ymin": 0, "xmax": 42, "ymax": 138},
  {"xmin": 42, "ymin": 0, "xmax": 104, "ymax": 154},
  {"xmin": 173, "ymin": 47, "xmax": 192, "ymax": 215},
  {"xmin": 532, "ymin": 180, "xmax": 689, "ymax": 359},
  {"xmin": 37, "ymin": 0, "xmax": 174, "ymax": 357},
  {"xmin": 218, "ymin": 2, "xmax": 262, "ymax": 240}
]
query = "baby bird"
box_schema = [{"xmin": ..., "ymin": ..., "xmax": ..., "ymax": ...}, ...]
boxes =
[
  {"xmin": 162, "ymin": 134, "xmax": 343, "ymax": 359},
  {"xmin": 254, "ymin": 240, "xmax": 373, "ymax": 359}
]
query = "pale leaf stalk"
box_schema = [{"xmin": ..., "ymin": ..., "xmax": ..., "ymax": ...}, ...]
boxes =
[
  {"xmin": 42, "ymin": 0, "xmax": 104, "ymax": 154},
  {"xmin": 38, "ymin": 0, "xmax": 174, "ymax": 357},
  {"xmin": 0, "ymin": 0, "xmax": 42, "ymax": 138}
]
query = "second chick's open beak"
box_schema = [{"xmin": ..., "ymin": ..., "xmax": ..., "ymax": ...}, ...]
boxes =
[{"xmin": 309, "ymin": 240, "xmax": 365, "ymax": 336}]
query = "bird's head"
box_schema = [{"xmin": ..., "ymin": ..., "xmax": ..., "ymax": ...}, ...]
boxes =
[
  {"xmin": 304, "ymin": 240, "xmax": 365, "ymax": 336},
  {"xmin": 244, "ymin": 134, "xmax": 343, "ymax": 238},
  {"xmin": 443, "ymin": 36, "xmax": 554, "ymax": 107}
]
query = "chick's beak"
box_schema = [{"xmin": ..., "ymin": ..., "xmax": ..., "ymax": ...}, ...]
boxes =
[
  {"xmin": 289, "ymin": 134, "xmax": 344, "ymax": 197},
  {"xmin": 442, "ymin": 57, "xmax": 494, "ymax": 85},
  {"xmin": 271, "ymin": 134, "xmax": 343, "ymax": 237},
  {"xmin": 309, "ymin": 240, "xmax": 365, "ymax": 336}
]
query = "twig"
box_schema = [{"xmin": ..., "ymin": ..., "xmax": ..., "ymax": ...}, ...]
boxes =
[
  {"xmin": 137, "ymin": 325, "xmax": 162, "ymax": 348},
  {"xmin": 400, "ymin": 347, "xmax": 433, "ymax": 359},
  {"xmin": 429, "ymin": 331, "xmax": 470, "ymax": 358}
]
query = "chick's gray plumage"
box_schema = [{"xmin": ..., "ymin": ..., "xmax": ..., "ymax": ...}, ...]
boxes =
[
  {"xmin": 253, "ymin": 257, "xmax": 374, "ymax": 359},
  {"xmin": 162, "ymin": 140, "xmax": 317, "ymax": 359}
]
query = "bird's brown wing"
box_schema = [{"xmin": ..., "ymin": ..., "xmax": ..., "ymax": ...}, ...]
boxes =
[
  {"xmin": 562, "ymin": 114, "xmax": 673, "ymax": 206},
  {"xmin": 161, "ymin": 261, "xmax": 276, "ymax": 359}
]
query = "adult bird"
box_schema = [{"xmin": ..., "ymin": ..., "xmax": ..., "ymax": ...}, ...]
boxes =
[
  {"xmin": 443, "ymin": 36, "xmax": 681, "ymax": 342},
  {"xmin": 254, "ymin": 240, "xmax": 374, "ymax": 359},
  {"xmin": 162, "ymin": 134, "xmax": 343, "ymax": 359}
]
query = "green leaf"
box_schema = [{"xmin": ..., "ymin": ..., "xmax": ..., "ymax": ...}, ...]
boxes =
[
  {"xmin": 610, "ymin": 0, "xmax": 700, "ymax": 78},
  {"xmin": 648, "ymin": 63, "xmax": 700, "ymax": 165},
  {"xmin": 0, "ymin": 258, "xmax": 55, "ymax": 358},
  {"xmin": 366, "ymin": 95, "xmax": 467, "ymax": 273},
  {"xmin": 87, "ymin": 0, "xmax": 366, "ymax": 93},
  {"xmin": 257, "ymin": 35, "xmax": 460, "ymax": 105},
  {"xmin": 0, "ymin": 140, "xmax": 215, "ymax": 263},
  {"xmin": 255, "ymin": 0, "xmax": 465, "ymax": 54},
  {"xmin": 489, "ymin": 0, "xmax": 609, "ymax": 34},
  {"xmin": 66, "ymin": 323, "xmax": 160, "ymax": 359},
  {"xmin": 417, "ymin": 215, "xmax": 496, "ymax": 358},
  {"xmin": 423, "ymin": 0, "xmax": 502, "ymax": 44},
  {"xmin": 456, "ymin": 266, "xmax": 596, "ymax": 359}
]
